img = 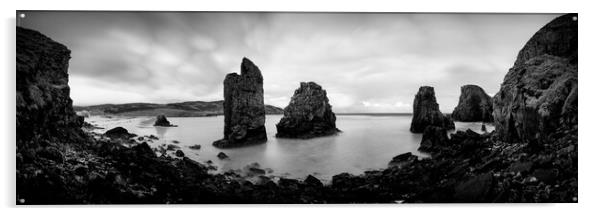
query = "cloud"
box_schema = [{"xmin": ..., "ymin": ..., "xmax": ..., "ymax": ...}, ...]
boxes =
[{"xmin": 20, "ymin": 12, "xmax": 558, "ymax": 112}]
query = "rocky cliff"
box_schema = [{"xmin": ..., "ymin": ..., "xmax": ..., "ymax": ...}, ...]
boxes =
[
  {"xmin": 410, "ymin": 86, "xmax": 455, "ymax": 133},
  {"xmin": 492, "ymin": 14, "xmax": 578, "ymax": 144},
  {"xmin": 16, "ymin": 27, "xmax": 84, "ymax": 148},
  {"xmin": 451, "ymin": 85, "xmax": 494, "ymax": 122},
  {"xmin": 276, "ymin": 82, "xmax": 339, "ymax": 139},
  {"xmin": 213, "ymin": 58, "xmax": 267, "ymax": 148},
  {"xmin": 513, "ymin": 14, "xmax": 578, "ymax": 67}
]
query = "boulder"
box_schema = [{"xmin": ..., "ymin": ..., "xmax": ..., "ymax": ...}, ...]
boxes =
[
  {"xmin": 419, "ymin": 126, "xmax": 450, "ymax": 152},
  {"xmin": 451, "ymin": 85, "xmax": 493, "ymax": 122},
  {"xmin": 166, "ymin": 144, "xmax": 179, "ymax": 151},
  {"xmin": 304, "ymin": 175, "xmax": 323, "ymax": 187},
  {"xmin": 388, "ymin": 152, "xmax": 418, "ymax": 168},
  {"xmin": 153, "ymin": 115, "xmax": 175, "ymax": 127},
  {"xmin": 213, "ymin": 58, "xmax": 267, "ymax": 148},
  {"xmin": 189, "ymin": 144, "xmax": 201, "ymax": 150},
  {"xmin": 410, "ymin": 86, "xmax": 455, "ymax": 133},
  {"xmin": 217, "ymin": 152, "xmax": 229, "ymax": 160},
  {"xmin": 276, "ymin": 82, "xmax": 339, "ymax": 139},
  {"xmin": 104, "ymin": 127, "xmax": 135, "ymax": 139},
  {"xmin": 175, "ymin": 150, "xmax": 185, "ymax": 157},
  {"xmin": 492, "ymin": 14, "xmax": 578, "ymax": 144},
  {"xmin": 16, "ymin": 27, "xmax": 83, "ymax": 147}
]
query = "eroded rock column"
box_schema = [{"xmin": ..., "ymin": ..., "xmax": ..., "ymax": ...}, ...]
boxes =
[{"xmin": 213, "ymin": 57, "xmax": 267, "ymax": 148}]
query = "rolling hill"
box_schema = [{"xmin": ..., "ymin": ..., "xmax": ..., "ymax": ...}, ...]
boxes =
[{"xmin": 74, "ymin": 100, "xmax": 284, "ymax": 117}]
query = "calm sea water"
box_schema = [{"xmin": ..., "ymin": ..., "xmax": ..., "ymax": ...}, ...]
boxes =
[{"xmin": 87, "ymin": 115, "xmax": 494, "ymax": 181}]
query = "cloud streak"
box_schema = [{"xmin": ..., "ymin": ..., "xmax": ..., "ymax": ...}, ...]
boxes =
[{"xmin": 20, "ymin": 12, "xmax": 559, "ymax": 112}]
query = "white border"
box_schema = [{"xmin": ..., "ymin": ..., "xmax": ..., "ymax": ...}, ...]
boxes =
[{"xmin": 1, "ymin": 0, "xmax": 600, "ymax": 215}]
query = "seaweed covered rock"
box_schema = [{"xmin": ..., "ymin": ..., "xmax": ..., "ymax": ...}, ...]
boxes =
[
  {"xmin": 451, "ymin": 85, "xmax": 493, "ymax": 122},
  {"xmin": 213, "ymin": 58, "xmax": 267, "ymax": 148},
  {"xmin": 492, "ymin": 14, "xmax": 578, "ymax": 144},
  {"xmin": 153, "ymin": 115, "xmax": 175, "ymax": 127},
  {"xmin": 410, "ymin": 86, "xmax": 455, "ymax": 133},
  {"xmin": 276, "ymin": 82, "xmax": 339, "ymax": 139},
  {"xmin": 16, "ymin": 27, "xmax": 84, "ymax": 147}
]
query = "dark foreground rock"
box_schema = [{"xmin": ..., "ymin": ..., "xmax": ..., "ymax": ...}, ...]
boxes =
[
  {"xmin": 213, "ymin": 58, "xmax": 267, "ymax": 148},
  {"xmin": 492, "ymin": 13, "xmax": 578, "ymax": 144},
  {"xmin": 410, "ymin": 86, "xmax": 455, "ymax": 133},
  {"xmin": 451, "ymin": 85, "xmax": 493, "ymax": 122},
  {"xmin": 276, "ymin": 82, "xmax": 339, "ymax": 139},
  {"xmin": 153, "ymin": 115, "xmax": 175, "ymax": 127}
]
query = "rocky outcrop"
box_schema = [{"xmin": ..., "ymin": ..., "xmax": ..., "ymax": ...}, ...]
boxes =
[
  {"xmin": 419, "ymin": 126, "xmax": 450, "ymax": 152},
  {"xmin": 104, "ymin": 127, "xmax": 135, "ymax": 139},
  {"xmin": 492, "ymin": 14, "xmax": 578, "ymax": 144},
  {"xmin": 217, "ymin": 152, "xmax": 229, "ymax": 160},
  {"xmin": 451, "ymin": 85, "xmax": 493, "ymax": 122},
  {"xmin": 276, "ymin": 82, "xmax": 339, "ymax": 139},
  {"xmin": 213, "ymin": 58, "xmax": 267, "ymax": 148},
  {"xmin": 410, "ymin": 86, "xmax": 455, "ymax": 133},
  {"xmin": 16, "ymin": 27, "xmax": 83, "ymax": 147},
  {"xmin": 513, "ymin": 14, "xmax": 577, "ymax": 67},
  {"xmin": 153, "ymin": 115, "xmax": 175, "ymax": 127}
]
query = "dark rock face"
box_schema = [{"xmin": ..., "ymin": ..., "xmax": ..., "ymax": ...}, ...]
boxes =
[
  {"xmin": 16, "ymin": 27, "xmax": 83, "ymax": 147},
  {"xmin": 213, "ymin": 58, "xmax": 267, "ymax": 148},
  {"xmin": 419, "ymin": 126, "xmax": 450, "ymax": 152},
  {"xmin": 513, "ymin": 14, "xmax": 578, "ymax": 67},
  {"xmin": 276, "ymin": 82, "xmax": 339, "ymax": 139},
  {"xmin": 410, "ymin": 86, "xmax": 455, "ymax": 133},
  {"xmin": 451, "ymin": 85, "xmax": 493, "ymax": 122},
  {"xmin": 153, "ymin": 115, "xmax": 174, "ymax": 126},
  {"xmin": 492, "ymin": 14, "xmax": 578, "ymax": 144}
]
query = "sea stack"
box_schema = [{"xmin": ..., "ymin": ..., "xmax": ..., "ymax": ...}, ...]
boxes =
[
  {"xmin": 212, "ymin": 57, "xmax": 267, "ymax": 148},
  {"xmin": 276, "ymin": 82, "xmax": 339, "ymax": 139},
  {"xmin": 410, "ymin": 86, "xmax": 454, "ymax": 133},
  {"xmin": 451, "ymin": 85, "xmax": 494, "ymax": 122},
  {"xmin": 154, "ymin": 115, "xmax": 175, "ymax": 126},
  {"xmin": 492, "ymin": 14, "xmax": 577, "ymax": 144}
]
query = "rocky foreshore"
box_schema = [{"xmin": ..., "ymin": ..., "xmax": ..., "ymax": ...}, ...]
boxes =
[{"xmin": 16, "ymin": 13, "xmax": 578, "ymax": 204}]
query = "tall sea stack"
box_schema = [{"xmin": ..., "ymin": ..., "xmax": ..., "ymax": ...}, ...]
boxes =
[
  {"xmin": 451, "ymin": 84, "xmax": 494, "ymax": 122},
  {"xmin": 16, "ymin": 27, "xmax": 84, "ymax": 148},
  {"xmin": 410, "ymin": 86, "xmax": 455, "ymax": 133},
  {"xmin": 213, "ymin": 58, "xmax": 267, "ymax": 148},
  {"xmin": 276, "ymin": 82, "xmax": 339, "ymax": 139},
  {"xmin": 492, "ymin": 14, "xmax": 577, "ymax": 144}
]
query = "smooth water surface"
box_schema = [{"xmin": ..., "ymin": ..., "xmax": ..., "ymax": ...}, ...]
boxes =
[{"xmin": 87, "ymin": 115, "xmax": 494, "ymax": 181}]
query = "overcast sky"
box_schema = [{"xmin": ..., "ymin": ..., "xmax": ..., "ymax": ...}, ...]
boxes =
[{"xmin": 19, "ymin": 12, "xmax": 559, "ymax": 113}]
